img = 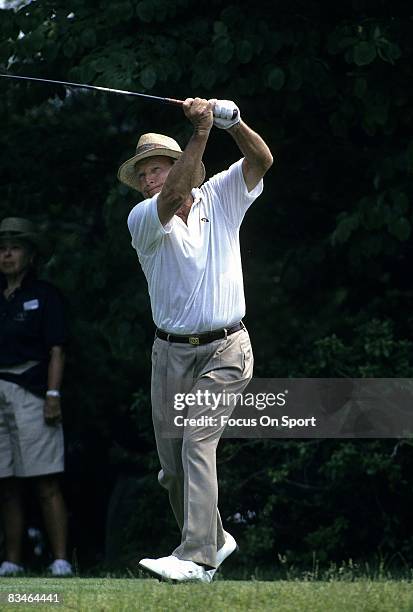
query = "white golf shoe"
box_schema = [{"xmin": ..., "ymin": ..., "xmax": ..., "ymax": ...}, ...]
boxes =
[
  {"xmin": 138, "ymin": 555, "xmax": 212, "ymax": 583},
  {"xmin": 216, "ymin": 531, "xmax": 238, "ymax": 566},
  {"xmin": 139, "ymin": 531, "xmax": 238, "ymax": 583},
  {"xmin": 207, "ymin": 530, "xmax": 238, "ymax": 579}
]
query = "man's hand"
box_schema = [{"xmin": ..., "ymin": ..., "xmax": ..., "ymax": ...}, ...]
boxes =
[
  {"xmin": 44, "ymin": 396, "xmax": 62, "ymax": 426},
  {"xmin": 211, "ymin": 99, "xmax": 241, "ymax": 130},
  {"xmin": 183, "ymin": 97, "xmax": 214, "ymax": 132}
]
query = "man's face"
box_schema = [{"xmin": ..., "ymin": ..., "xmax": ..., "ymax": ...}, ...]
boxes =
[
  {"xmin": 0, "ymin": 240, "xmax": 34, "ymax": 276},
  {"xmin": 135, "ymin": 155, "xmax": 174, "ymax": 199}
]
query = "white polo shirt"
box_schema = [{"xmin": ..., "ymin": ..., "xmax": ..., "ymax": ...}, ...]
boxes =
[{"xmin": 127, "ymin": 158, "xmax": 263, "ymax": 334}]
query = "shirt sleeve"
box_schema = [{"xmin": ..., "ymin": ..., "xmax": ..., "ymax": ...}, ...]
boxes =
[
  {"xmin": 42, "ymin": 287, "xmax": 67, "ymax": 349},
  {"xmin": 206, "ymin": 158, "xmax": 264, "ymax": 228},
  {"xmin": 127, "ymin": 196, "xmax": 173, "ymax": 256}
]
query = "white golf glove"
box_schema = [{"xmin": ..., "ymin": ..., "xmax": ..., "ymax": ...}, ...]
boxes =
[{"xmin": 212, "ymin": 99, "xmax": 240, "ymax": 129}]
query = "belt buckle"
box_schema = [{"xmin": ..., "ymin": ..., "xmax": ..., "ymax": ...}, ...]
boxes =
[{"xmin": 189, "ymin": 336, "xmax": 200, "ymax": 345}]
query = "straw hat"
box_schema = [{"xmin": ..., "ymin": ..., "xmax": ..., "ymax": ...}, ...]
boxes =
[
  {"xmin": 117, "ymin": 133, "xmax": 206, "ymax": 192},
  {"xmin": 0, "ymin": 217, "xmax": 51, "ymax": 258}
]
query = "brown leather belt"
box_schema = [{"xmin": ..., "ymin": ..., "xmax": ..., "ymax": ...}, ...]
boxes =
[{"xmin": 155, "ymin": 321, "xmax": 244, "ymax": 345}]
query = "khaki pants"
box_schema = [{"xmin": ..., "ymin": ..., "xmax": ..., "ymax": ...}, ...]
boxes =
[{"xmin": 151, "ymin": 328, "xmax": 253, "ymax": 568}]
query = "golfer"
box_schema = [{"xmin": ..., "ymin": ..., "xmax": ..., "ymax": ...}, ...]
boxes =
[
  {"xmin": 0, "ymin": 217, "xmax": 72, "ymax": 577},
  {"xmin": 118, "ymin": 97, "xmax": 272, "ymax": 582}
]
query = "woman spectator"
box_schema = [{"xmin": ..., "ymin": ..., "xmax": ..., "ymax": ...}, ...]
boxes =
[{"xmin": 0, "ymin": 217, "xmax": 72, "ymax": 577}]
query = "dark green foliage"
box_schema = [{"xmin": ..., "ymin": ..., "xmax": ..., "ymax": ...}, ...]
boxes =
[{"xmin": 1, "ymin": 0, "xmax": 413, "ymax": 571}]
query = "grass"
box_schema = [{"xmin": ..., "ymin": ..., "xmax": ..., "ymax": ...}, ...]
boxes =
[{"xmin": 0, "ymin": 577, "xmax": 412, "ymax": 611}]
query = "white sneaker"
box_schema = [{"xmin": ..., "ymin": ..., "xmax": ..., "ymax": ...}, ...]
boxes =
[
  {"xmin": 138, "ymin": 555, "xmax": 212, "ymax": 583},
  {"xmin": 207, "ymin": 530, "xmax": 238, "ymax": 580},
  {"xmin": 0, "ymin": 561, "xmax": 24, "ymax": 576},
  {"xmin": 48, "ymin": 559, "xmax": 73, "ymax": 577}
]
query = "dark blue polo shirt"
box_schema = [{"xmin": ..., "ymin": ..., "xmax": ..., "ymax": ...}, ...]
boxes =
[{"xmin": 0, "ymin": 272, "xmax": 67, "ymax": 396}]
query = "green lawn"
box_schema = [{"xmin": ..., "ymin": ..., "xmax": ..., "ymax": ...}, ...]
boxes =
[{"xmin": 0, "ymin": 578, "xmax": 412, "ymax": 611}]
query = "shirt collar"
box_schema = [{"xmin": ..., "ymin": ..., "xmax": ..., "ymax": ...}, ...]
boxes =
[
  {"xmin": 0, "ymin": 269, "xmax": 37, "ymax": 292},
  {"xmin": 191, "ymin": 188, "xmax": 202, "ymax": 207},
  {"xmin": 21, "ymin": 270, "xmax": 37, "ymax": 287}
]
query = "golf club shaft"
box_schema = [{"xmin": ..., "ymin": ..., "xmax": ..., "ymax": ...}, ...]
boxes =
[
  {"xmin": 0, "ymin": 73, "xmax": 238, "ymax": 119},
  {"xmin": 0, "ymin": 73, "xmax": 183, "ymax": 106}
]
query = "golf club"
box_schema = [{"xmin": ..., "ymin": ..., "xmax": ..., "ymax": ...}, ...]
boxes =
[{"xmin": 0, "ymin": 73, "xmax": 238, "ymax": 119}]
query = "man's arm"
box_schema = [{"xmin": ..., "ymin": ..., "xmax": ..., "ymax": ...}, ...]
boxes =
[
  {"xmin": 157, "ymin": 97, "xmax": 213, "ymax": 226},
  {"xmin": 212, "ymin": 100, "xmax": 273, "ymax": 192},
  {"xmin": 228, "ymin": 121, "xmax": 273, "ymax": 192}
]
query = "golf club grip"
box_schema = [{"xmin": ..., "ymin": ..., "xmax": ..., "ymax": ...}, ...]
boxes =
[
  {"xmin": 225, "ymin": 108, "xmax": 238, "ymax": 120},
  {"xmin": 166, "ymin": 97, "xmax": 238, "ymax": 120}
]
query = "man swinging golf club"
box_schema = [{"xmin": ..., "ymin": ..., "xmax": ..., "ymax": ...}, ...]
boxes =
[{"xmin": 118, "ymin": 97, "xmax": 273, "ymax": 583}]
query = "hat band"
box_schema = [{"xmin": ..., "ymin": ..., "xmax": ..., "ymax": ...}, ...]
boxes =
[
  {"xmin": 135, "ymin": 143, "xmax": 179, "ymax": 155},
  {"xmin": 0, "ymin": 230, "xmax": 26, "ymax": 236}
]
